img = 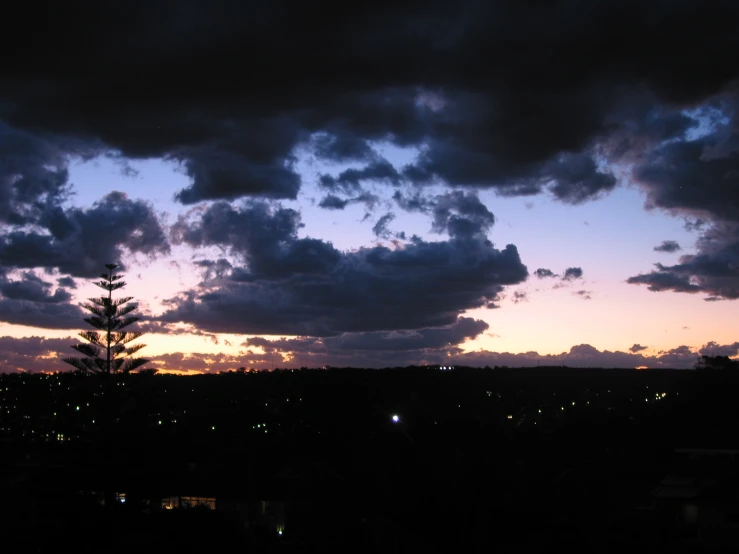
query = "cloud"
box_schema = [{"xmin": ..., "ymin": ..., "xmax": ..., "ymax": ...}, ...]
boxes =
[
  {"xmin": 512, "ymin": 291, "xmax": 528, "ymax": 304},
  {"xmin": 56, "ymin": 276, "xmax": 77, "ymax": 289},
  {"xmin": 318, "ymin": 158, "xmax": 401, "ymax": 195},
  {"xmin": 318, "ymin": 195, "xmax": 350, "ymax": 210},
  {"xmin": 0, "ymin": 122, "xmax": 104, "ymax": 226},
  {"xmin": 543, "ymin": 152, "xmax": 617, "ymax": 204},
  {"xmin": 628, "ymin": 221, "xmax": 739, "ymax": 299},
  {"xmin": 393, "ymin": 190, "xmax": 433, "ymax": 213},
  {"xmin": 629, "ymin": 344, "xmax": 648, "ymax": 353},
  {"xmin": 654, "ymin": 240, "xmax": 682, "ymax": 253},
  {"xmin": 698, "ymin": 341, "xmax": 739, "ymax": 358},
  {"xmin": 310, "ymin": 131, "xmax": 376, "ymax": 163},
  {"xmin": 244, "ymin": 316, "xmax": 488, "ymax": 368},
  {"xmin": 430, "ymin": 191, "xmax": 495, "ymax": 240},
  {"xmin": 1, "ymin": 0, "xmax": 738, "ymax": 310},
  {"xmin": 626, "ymin": 270, "xmax": 702, "ymax": 293},
  {"xmin": 147, "ymin": 351, "xmax": 250, "ymax": 374},
  {"xmin": 626, "ymin": 95, "xmax": 739, "ymax": 299},
  {"xmin": 0, "ymin": 336, "xmax": 75, "ymax": 372},
  {"xmin": 0, "ymin": 191, "xmax": 170, "ymax": 277},
  {"xmin": 372, "ymin": 213, "xmax": 396, "ymax": 239},
  {"xmin": 163, "ymin": 200, "xmax": 527, "ymax": 335},
  {"xmin": 0, "ymin": 271, "xmax": 83, "ymax": 329},
  {"xmin": 0, "ymin": 271, "xmax": 71, "ymax": 303},
  {"xmin": 0, "ymin": 332, "xmax": 727, "ymax": 372},
  {"xmin": 457, "ymin": 343, "xmax": 699, "ymax": 370},
  {"xmin": 573, "ymin": 290, "xmax": 592, "ymax": 300},
  {"xmin": 534, "ymin": 268, "xmax": 557, "ymax": 278},
  {"xmin": 0, "ymin": 1, "xmax": 736, "ymax": 210},
  {"xmin": 562, "ymin": 267, "xmax": 583, "ymax": 281}
]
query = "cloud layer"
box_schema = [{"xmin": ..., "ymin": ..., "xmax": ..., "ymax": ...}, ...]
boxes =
[
  {"xmin": 5, "ymin": 334, "xmax": 734, "ymax": 373},
  {"xmin": 0, "ymin": 0, "xmax": 738, "ymax": 368},
  {"xmin": 162, "ymin": 196, "xmax": 527, "ymax": 335}
]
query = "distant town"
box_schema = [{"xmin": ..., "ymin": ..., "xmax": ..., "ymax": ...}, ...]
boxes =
[{"xmin": 3, "ymin": 364, "xmax": 739, "ymax": 551}]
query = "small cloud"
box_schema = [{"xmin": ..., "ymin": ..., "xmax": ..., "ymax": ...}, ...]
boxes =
[
  {"xmin": 372, "ymin": 212, "xmax": 396, "ymax": 239},
  {"xmin": 563, "ymin": 267, "xmax": 583, "ymax": 281},
  {"xmin": 629, "ymin": 343, "xmax": 648, "ymax": 353},
  {"xmin": 56, "ymin": 276, "xmax": 77, "ymax": 289},
  {"xmin": 512, "ymin": 291, "xmax": 528, "ymax": 304},
  {"xmin": 573, "ymin": 290, "xmax": 592, "ymax": 300},
  {"xmin": 704, "ymin": 296, "xmax": 724, "ymax": 302},
  {"xmin": 654, "ymin": 240, "xmax": 681, "ymax": 253},
  {"xmin": 318, "ymin": 195, "xmax": 349, "ymax": 210},
  {"xmin": 534, "ymin": 268, "xmax": 557, "ymax": 278}
]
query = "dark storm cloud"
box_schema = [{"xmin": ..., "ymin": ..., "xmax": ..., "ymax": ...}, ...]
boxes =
[
  {"xmin": 2, "ymin": 0, "xmax": 738, "ymax": 208},
  {"xmin": 626, "ymin": 94, "xmax": 739, "ymax": 299},
  {"xmin": 172, "ymin": 139, "xmax": 303, "ymax": 204},
  {"xmin": 310, "ymin": 132, "xmax": 376, "ymax": 163},
  {"xmin": 0, "ymin": 191, "xmax": 170, "ymax": 277},
  {"xmin": 563, "ymin": 267, "xmax": 583, "ymax": 281},
  {"xmin": 0, "ymin": 122, "xmax": 100, "ymax": 225},
  {"xmin": 654, "ymin": 240, "xmax": 682, "ymax": 253},
  {"xmin": 629, "ymin": 344, "xmax": 648, "ymax": 353},
  {"xmin": 163, "ymin": 200, "xmax": 528, "ymax": 335},
  {"xmin": 535, "ymin": 268, "xmax": 557, "ymax": 278},
  {"xmin": 636, "ymin": 135, "xmax": 739, "ymax": 223}
]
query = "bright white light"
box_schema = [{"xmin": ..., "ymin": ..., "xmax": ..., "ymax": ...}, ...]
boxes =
[
  {"xmin": 278, "ymin": 530, "xmax": 283, "ymax": 535},
  {"xmin": 392, "ymin": 415, "xmax": 400, "ymax": 423}
]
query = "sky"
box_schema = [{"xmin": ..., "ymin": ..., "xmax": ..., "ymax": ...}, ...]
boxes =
[{"xmin": 0, "ymin": 0, "xmax": 738, "ymax": 372}]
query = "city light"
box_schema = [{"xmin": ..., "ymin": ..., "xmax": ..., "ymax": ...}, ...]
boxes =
[{"xmin": 392, "ymin": 414, "xmax": 400, "ymax": 423}]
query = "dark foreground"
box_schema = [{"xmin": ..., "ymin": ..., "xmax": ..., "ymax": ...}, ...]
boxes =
[{"xmin": 2, "ymin": 366, "xmax": 739, "ymax": 552}]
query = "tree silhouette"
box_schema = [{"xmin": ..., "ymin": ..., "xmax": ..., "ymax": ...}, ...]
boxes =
[
  {"xmin": 695, "ymin": 355, "xmax": 739, "ymax": 370},
  {"xmin": 63, "ymin": 264, "xmax": 148, "ymax": 375}
]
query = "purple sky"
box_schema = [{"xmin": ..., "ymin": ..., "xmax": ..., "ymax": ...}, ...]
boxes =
[{"xmin": 0, "ymin": 0, "xmax": 738, "ymax": 372}]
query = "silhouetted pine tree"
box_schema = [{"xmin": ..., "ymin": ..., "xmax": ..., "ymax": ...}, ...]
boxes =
[{"xmin": 63, "ymin": 264, "xmax": 148, "ymax": 375}]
